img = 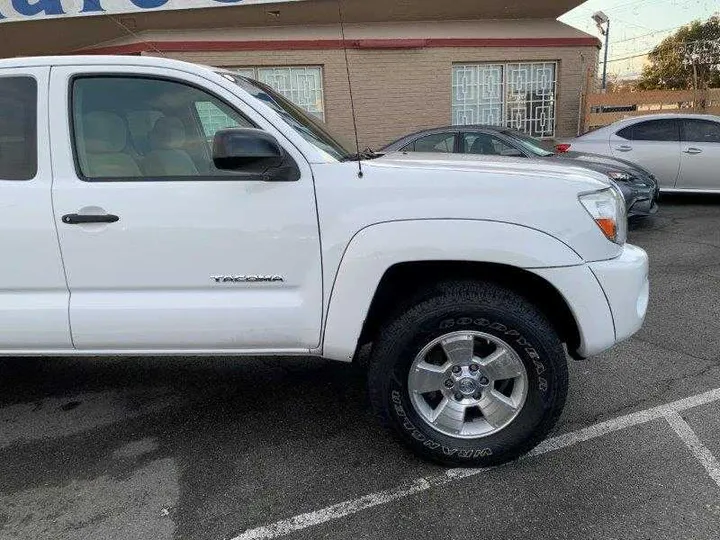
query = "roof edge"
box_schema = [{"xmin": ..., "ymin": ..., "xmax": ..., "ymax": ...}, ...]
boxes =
[{"xmin": 79, "ymin": 36, "xmax": 602, "ymax": 55}]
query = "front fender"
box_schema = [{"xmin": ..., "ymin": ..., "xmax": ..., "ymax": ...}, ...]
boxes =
[{"xmin": 322, "ymin": 219, "xmax": 585, "ymax": 362}]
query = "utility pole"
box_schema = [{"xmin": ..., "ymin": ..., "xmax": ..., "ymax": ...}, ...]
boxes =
[
  {"xmin": 592, "ymin": 11, "xmax": 611, "ymax": 91},
  {"xmin": 692, "ymin": 58, "xmax": 700, "ymax": 112},
  {"xmin": 602, "ymin": 20, "xmax": 610, "ymax": 90}
]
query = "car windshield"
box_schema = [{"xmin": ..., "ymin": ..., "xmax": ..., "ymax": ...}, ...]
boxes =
[
  {"xmin": 503, "ymin": 131, "xmax": 555, "ymax": 157},
  {"xmin": 218, "ymin": 72, "xmax": 353, "ymax": 161}
]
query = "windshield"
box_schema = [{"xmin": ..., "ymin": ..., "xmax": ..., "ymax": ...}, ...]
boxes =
[
  {"xmin": 503, "ymin": 131, "xmax": 555, "ymax": 157},
  {"xmin": 218, "ymin": 72, "xmax": 353, "ymax": 161}
]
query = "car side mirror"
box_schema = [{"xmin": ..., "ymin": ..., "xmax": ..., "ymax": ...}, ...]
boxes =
[{"xmin": 212, "ymin": 128, "xmax": 299, "ymax": 181}]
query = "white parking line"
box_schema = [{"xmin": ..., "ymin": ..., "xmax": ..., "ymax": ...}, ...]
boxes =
[
  {"xmin": 232, "ymin": 387, "xmax": 720, "ymax": 540},
  {"xmin": 665, "ymin": 412, "xmax": 720, "ymax": 488}
]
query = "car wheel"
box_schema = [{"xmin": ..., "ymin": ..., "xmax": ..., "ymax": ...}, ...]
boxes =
[{"xmin": 367, "ymin": 280, "xmax": 568, "ymax": 467}]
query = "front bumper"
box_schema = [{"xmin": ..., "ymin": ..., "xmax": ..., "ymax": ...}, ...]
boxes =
[
  {"xmin": 589, "ymin": 244, "xmax": 649, "ymax": 344},
  {"xmin": 531, "ymin": 244, "xmax": 649, "ymax": 358},
  {"xmin": 619, "ymin": 183, "xmax": 659, "ymax": 218},
  {"xmin": 628, "ymin": 194, "xmax": 659, "ymax": 218}
]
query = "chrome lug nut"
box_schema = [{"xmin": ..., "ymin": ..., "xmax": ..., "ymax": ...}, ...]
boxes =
[
  {"xmin": 452, "ymin": 366, "xmax": 462, "ymax": 374},
  {"xmin": 473, "ymin": 391, "xmax": 482, "ymax": 399},
  {"xmin": 469, "ymin": 364, "xmax": 479, "ymax": 372},
  {"xmin": 444, "ymin": 379, "xmax": 454, "ymax": 388},
  {"xmin": 454, "ymin": 393, "xmax": 463, "ymax": 401},
  {"xmin": 478, "ymin": 376, "xmax": 490, "ymax": 386}
]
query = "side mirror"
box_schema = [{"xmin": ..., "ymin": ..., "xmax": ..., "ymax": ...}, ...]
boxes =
[{"xmin": 212, "ymin": 128, "xmax": 299, "ymax": 181}]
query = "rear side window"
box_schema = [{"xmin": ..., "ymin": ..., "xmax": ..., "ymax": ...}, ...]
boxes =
[
  {"xmin": 616, "ymin": 126, "xmax": 633, "ymax": 140},
  {"xmin": 683, "ymin": 120, "xmax": 720, "ymax": 143},
  {"xmin": 618, "ymin": 120, "xmax": 680, "ymax": 142},
  {"xmin": 404, "ymin": 133, "xmax": 455, "ymax": 153},
  {"xmin": 0, "ymin": 77, "xmax": 37, "ymax": 180}
]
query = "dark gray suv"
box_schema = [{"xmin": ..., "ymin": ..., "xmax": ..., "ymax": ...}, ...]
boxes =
[{"xmin": 381, "ymin": 126, "xmax": 659, "ymax": 219}]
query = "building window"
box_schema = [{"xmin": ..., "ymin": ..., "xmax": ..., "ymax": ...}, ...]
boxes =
[
  {"xmin": 234, "ymin": 66, "xmax": 325, "ymax": 121},
  {"xmin": 452, "ymin": 62, "xmax": 557, "ymax": 138},
  {"xmin": 195, "ymin": 101, "xmax": 243, "ymax": 138}
]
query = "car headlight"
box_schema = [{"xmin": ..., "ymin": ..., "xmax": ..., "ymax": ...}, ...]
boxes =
[
  {"xmin": 579, "ymin": 188, "xmax": 627, "ymax": 245},
  {"xmin": 607, "ymin": 171, "xmax": 634, "ymax": 182}
]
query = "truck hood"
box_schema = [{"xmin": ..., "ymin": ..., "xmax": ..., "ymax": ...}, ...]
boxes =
[
  {"xmin": 374, "ymin": 152, "xmax": 612, "ymax": 190},
  {"xmin": 312, "ymin": 151, "xmax": 626, "ymax": 268}
]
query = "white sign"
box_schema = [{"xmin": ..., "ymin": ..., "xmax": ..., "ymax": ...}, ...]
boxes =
[{"xmin": 0, "ymin": 0, "xmax": 302, "ymax": 23}]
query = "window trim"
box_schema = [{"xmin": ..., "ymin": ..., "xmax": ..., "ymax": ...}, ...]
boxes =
[
  {"xmin": 67, "ymin": 73, "xmax": 292, "ymax": 183},
  {"xmin": 0, "ymin": 74, "xmax": 39, "ymax": 181}
]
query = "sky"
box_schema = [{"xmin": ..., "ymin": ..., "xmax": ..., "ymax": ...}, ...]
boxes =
[{"xmin": 559, "ymin": 0, "xmax": 719, "ymax": 79}]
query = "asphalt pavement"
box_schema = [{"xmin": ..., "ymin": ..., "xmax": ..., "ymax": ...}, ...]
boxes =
[{"xmin": 2, "ymin": 196, "xmax": 720, "ymax": 540}]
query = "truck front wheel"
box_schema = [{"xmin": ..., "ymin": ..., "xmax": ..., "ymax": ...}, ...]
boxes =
[{"xmin": 367, "ymin": 281, "xmax": 568, "ymax": 467}]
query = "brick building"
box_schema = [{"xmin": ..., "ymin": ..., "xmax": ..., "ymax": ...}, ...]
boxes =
[{"xmin": 0, "ymin": 0, "xmax": 599, "ymax": 148}]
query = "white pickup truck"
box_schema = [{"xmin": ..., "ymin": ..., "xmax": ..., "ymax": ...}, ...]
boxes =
[{"xmin": 0, "ymin": 56, "xmax": 648, "ymax": 465}]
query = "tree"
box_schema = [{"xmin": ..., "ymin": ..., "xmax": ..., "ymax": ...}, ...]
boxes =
[
  {"xmin": 606, "ymin": 73, "xmax": 639, "ymax": 93},
  {"xmin": 637, "ymin": 16, "xmax": 720, "ymax": 90}
]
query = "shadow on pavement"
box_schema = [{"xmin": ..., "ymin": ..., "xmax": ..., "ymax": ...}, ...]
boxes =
[
  {"xmin": 658, "ymin": 192, "xmax": 720, "ymax": 206},
  {"xmin": 0, "ymin": 355, "xmax": 433, "ymax": 539}
]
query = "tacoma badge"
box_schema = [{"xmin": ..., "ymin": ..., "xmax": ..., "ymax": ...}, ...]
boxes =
[{"xmin": 212, "ymin": 275, "xmax": 285, "ymax": 283}]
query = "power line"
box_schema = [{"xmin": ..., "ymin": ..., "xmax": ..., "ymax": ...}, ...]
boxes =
[
  {"xmin": 610, "ymin": 16, "xmax": 655, "ymax": 32},
  {"xmin": 607, "ymin": 51, "xmax": 652, "ymax": 63},
  {"xmin": 603, "ymin": 0, "xmax": 659, "ymax": 13},
  {"xmin": 606, "ymin": 37, "xmax": 720, "ymax": 63},
  {"xmin": 562, "ymin": 0, "xmax": 718, "ymax": 60},
  {"xmin": 73, "ymin": 0, "xmax": 166, "ymax": 56},
  {"xmin": 562, "ymin": 0, "xmax": 659, "ymax": 21},
  {"xmin": 613, "ymin": 25, "xmax": 682, "ymax": 44},
  {"xmin": 563, "ymin": 0, "xmax": 717, "ymax": 23},
  {"xmin": 105, "ymin": 15, "xmax": 167, "ymax": 57}
]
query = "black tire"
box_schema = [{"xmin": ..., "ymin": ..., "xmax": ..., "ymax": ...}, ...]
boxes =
[{"xmin": 367, "ymin": 280, "xmax": 568, "ymax": 467}]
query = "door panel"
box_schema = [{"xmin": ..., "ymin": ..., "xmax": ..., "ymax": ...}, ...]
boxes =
[
  {"xmin": 677, "ymin": 119, "xmax": 720, "ymax": 191},
  {"xmin": 49, "ymin": 66, "xmax": 322, "ymax": 351},
  {"xmin": 0, "ymin": 68, "xmax": 71, "ymax": 350},
  {"xmin": 610, "ymin": 119, "xmax": 681, "ymax": 189}
]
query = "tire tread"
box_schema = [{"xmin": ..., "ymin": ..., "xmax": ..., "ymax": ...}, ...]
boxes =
[{"xmin": 367, "ymin": 280, "xmax": 568, "ymax": 466}]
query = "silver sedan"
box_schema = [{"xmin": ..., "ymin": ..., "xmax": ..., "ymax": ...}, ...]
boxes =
[{"xmin": 558, "ymin": 113, "xmax": 720, "ymax": 193}]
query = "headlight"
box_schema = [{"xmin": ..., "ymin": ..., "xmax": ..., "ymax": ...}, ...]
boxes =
[
  {"xmin": 579, "ymin": 188, "xmax": 627, "ymax": 244},
  {"xmin": 607, "ymin": 171, "xmax": 634, "ymax": 182}
]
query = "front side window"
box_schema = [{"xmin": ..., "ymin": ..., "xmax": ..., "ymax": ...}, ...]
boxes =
[
  {"xmin": 622, "ymin": 120, "xmax": 680, "ymax": 142},
  {"xmin": 232, "ymin": 66, "xmax": 325, "ymax": 121},
  {"xmin": 72, "ymin": 76, "xmax": 254, "ymax": 181},
  {"xmin": 224, "ymin": 74, "xmax": 352, "ymax": 161},
  {"xmin": 462, "ymin": 133, "xmax": 524, "ymax": 157},
  {"xmin": 405, "ymin": 133, "xmax": 456, "ymax": 153},
  {"xmin": 0, "ymin": 76, "xmax": 37, "ymax": 180},
  {"xmin": 452, "ymin": 62, "xmax": 557, "ymax": 138},
  {"xmin": 503, "ymin": 130, "xmax": 554, "ymax": 157},
  {"xmin": 683, "ymin": 120, "xmax": 720, "ymax": 143}
]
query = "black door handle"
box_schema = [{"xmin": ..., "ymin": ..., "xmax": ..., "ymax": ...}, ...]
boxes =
[{"xmin": 62, "ymin": 213, "xmax": 119, "ymax": 224}]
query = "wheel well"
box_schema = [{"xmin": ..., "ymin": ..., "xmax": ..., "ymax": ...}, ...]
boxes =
[{"xmin": 357, "ymin": 261, "xmax": 581, "ymax": 360}]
